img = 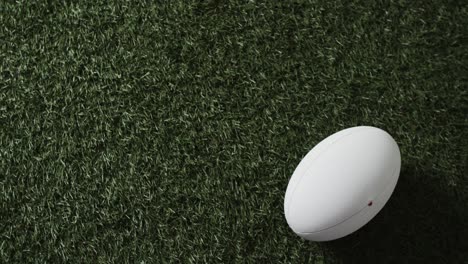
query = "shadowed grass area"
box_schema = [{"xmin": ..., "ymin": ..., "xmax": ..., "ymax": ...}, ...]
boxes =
[
  {"xmin": 324, "ymin": 164, "xmax": 467, "ymax": 263},
  {"xmin": 1, "ymin": 0, "xmax": 467, "ymax": 263}
]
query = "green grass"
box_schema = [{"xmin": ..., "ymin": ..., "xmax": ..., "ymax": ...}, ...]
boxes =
[{"xmin": 1, "ymin": 0, "xmax": 467, "ymax": 263}]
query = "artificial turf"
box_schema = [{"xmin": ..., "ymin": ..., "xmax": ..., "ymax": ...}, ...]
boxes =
[{"xmin": 1, "ymin": 0, "xmax": 467, "ymax": 263}]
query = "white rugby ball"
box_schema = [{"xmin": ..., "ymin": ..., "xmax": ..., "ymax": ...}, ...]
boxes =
[{"xmin": 284, "ymin": 126, "xmax": 401, "ymax": 241}]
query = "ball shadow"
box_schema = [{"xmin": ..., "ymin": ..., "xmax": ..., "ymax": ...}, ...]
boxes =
[{"xmin": 322, "ymin": 164, "xmax": 467, "ymax": 264}]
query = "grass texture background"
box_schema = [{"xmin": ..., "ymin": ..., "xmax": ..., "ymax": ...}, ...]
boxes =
[{"xmin": 1, "ymin": 0, "xmax": 467, "ymax": 263}]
